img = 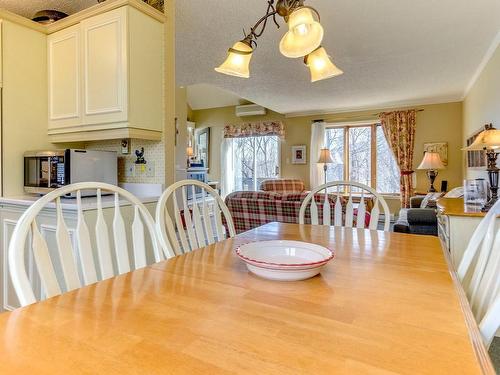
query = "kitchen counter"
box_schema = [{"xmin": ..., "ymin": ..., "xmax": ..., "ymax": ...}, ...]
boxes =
[
  {"xmin": 0, "ymin": 183, "xmax": 163, "ymax": 211},
  {"xmin": 0, "ymin": 194, "xmax": 160, "ymax": 211}
]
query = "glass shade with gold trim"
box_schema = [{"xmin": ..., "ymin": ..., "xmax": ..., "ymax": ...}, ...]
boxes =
[
  {"xmin": 305, "ymin": 47, "xmax": 343, "ymax": 82},
  {"xmin": 215, "ymin": 41, "xmax": 254, "ymax": 78},
  {"xmin": 462, "ymin": 128, "xmax": 500, "ymax": 151},
  {"xmin": 279, "ymin": 7, "xmax": 324, "ymax": 58}
]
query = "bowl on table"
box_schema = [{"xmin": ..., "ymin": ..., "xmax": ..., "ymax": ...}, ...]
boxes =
[{"xmin": 236, "ymin": 240, "xmax": 334, "ymax": 281}]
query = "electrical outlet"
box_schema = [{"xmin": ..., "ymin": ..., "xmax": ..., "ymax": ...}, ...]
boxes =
[
  {"xmin": 125, "ymin": 161, "xmax": 135, "ymax": 177},
  {"xmin": 134, "ymin": 164, "xmax": 147, "ymax": 176}
]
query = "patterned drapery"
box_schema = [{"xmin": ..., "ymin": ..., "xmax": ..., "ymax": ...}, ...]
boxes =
[
  {"xmin": 380, "ymin": 110, "xmax": 417, "ymax": 208},
  {"xmin": 224, "ymin": 121, "xmax": 285, "ymax": 138}
]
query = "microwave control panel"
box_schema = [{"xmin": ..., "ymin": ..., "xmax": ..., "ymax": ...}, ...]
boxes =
[{"xmin": 50, "ymin": 156, "xmax": 65, "ymax": 186}]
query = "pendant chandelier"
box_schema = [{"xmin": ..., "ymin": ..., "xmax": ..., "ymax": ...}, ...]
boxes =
[{"xmin": 215, "ymin": 0, "xmax": 343, "ymax": 82}]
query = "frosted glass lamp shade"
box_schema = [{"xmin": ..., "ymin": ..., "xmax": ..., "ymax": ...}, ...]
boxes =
[
  {"xmin": 417, "ymin": 152, "xmax": 445, "ymax": 170},
  {"xmin": 318, "ymin": 148, "xmax": 334, "ymax": 164},
  {"xmin": 279, "ymin": 7, "xmax": 324, "ymax": 58},
  {"xmin": 462, "ymin": 129, "xmax": 500, "ymax": 150},
  {"xmin": 215, "ymin": 41, "xmax": 253, "ymax": 78},
  {"xmin": 305, "ymin": 47, "xmax": 343, "ymax": 82}
]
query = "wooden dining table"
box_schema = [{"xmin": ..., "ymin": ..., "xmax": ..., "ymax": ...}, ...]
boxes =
[{"xmin": 0, "ymin": 222, "xmax": 494, "ymax": 374}]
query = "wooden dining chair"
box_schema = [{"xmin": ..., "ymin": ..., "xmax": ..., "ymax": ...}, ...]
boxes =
[
  {"xmin": 457, "ymin": 199, "xmax": 500, "ymax": 347},
  {"xmin": 8, "ymin": 182, "xmax": 164, "ymax": 307},
  {"xmin": 155, "ymin": 180, "xmax": 236, "ymax": 256},
  {"xmin": 299, "ymin": 181, "xmax": 391, "ymax": 231}
]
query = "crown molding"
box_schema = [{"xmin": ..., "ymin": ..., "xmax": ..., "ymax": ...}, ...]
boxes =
[
  {"xmin": 283, "ymin": 97, "xmax": 463, "ymax": 118},
  {"xmin": 462, "ymin": 30, "xmax": 500, "ymax": 100},
  {"xmin": 0, "ymin": 9, "xmax": 46, "ymax": 33},
  {"xmin": 0, "ymin": 0, "xmax": 165, "ymax": 35}
]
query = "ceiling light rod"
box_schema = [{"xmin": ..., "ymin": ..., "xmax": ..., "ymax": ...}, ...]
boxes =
[
  {"xmin": 215, "ymin": 0, "xmax": 341, "ymax": 82},
  {"xmin": 236, "ymin": 0, "xmax": 311, "ymax": 51}
]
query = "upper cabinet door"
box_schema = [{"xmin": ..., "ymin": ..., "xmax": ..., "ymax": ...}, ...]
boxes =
[
  {"xmin": 81, "ymin": 7, "xmax": 128, "ymax": 125},
  {"xmin": 48, "ymin": 24, "xmax": 81, "ymax": 129}
]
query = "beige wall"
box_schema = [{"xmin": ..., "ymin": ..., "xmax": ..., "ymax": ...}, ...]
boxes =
[
  {"xmin": 2, "ymin": 21, "xmax": 57, "ymax": 197},
  {"xmin": 175, "ymin": 87, "xmax": 188, "ymax": 175},
  {"xmin": 463, "ymin": 43, "xmax": 500, "ymax": 180},
  {"xmin": 163, "ymin": 0, "xmax": 176, "ymax": 186},
  {"xmin": 193, "ymin": 102, "xmax": 464, "ymax": 195}
]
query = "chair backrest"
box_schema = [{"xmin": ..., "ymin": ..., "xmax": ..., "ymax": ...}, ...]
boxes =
[
  {"xmin": 156, "ymin": 180, "xmax": 236, "ymax": 256},
  {"xmin": 299, "ymin": 181, "xmax": 391, "ymax": 231},
  {"xmin": 8, "ymin": 182, "xmax": 164, "ymax": 307},
  {"xmin": 457, "ymin": 199, "xmax": 500, "ymax": 346}
]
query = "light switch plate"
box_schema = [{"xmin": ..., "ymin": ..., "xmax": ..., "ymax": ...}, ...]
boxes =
[{"xmin": 146, "ymin": 162, "xmax": 155, "ymax": 177}]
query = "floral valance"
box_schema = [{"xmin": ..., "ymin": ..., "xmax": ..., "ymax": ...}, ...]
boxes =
[{"xmin": 224, "ymin": 121, "xmax": 285, "ymax": 139}]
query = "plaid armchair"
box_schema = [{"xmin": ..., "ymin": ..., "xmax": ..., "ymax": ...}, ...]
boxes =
[
  {"xmin": 260, "ymin": 179, "xmax": 305, "ymax": 193},
  {"xmin": 225, "ymin": 190, "xmax": 370, "ymax": 234}
]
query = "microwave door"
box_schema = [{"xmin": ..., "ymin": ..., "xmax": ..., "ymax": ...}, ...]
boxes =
[{"xmin": 68, "ymin": 150, "xmax": 117, "ymax": 197}]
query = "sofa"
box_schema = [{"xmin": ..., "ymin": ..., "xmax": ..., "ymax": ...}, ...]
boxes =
[
  {"xmin": 225, "ymin": 179, "xmax": 370, "ymax": 234},
  {"xmin": 393, "ymin": 196, "xmax": 438, "ymax": 236}
]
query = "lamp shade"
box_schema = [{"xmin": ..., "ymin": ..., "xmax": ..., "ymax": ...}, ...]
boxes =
[
  {"xmin": 279, "ymin": 7, "xmax": 324, "ymax": 58},
  {"xmin": 215, "ymin": 41, "xmax": 253, "ymax": 78},
  {"xmin": 317, "ymin": 148, "xmax": 334, "ymax": 164},
  {"xmin": 186, "ymin": 146, "xmax": 194, "ymax": 157},
  {"xmin": 462, "ymin": 128, "xmax": 500, "ymax": 151},
  {"xmin": 417, "ymin": 152, "xmax": 445, "ymax": 170},
  {"xmin": 305, "ymin": 47, "xmax": 343, "ymax": 82}
]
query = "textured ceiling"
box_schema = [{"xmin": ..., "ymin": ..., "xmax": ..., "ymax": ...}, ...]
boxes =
[
  {"xmin": 0, "ymin": 0, "xmax": 96, "ymax": 18},
  {"xmin": 177, "ymin": 0, "xmax": 500, "ymax": 115},
  {"xmin": 187, "ymin": 84, "xmax": 245, "ymax": 110}
]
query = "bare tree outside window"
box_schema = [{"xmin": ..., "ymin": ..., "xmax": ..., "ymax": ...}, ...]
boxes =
[
  {"xmin": 349, "ymin": 127, "xmax": 371, "ymax": 187},
  {"xmin": 325, "ymin": 128, "xmax": 344, "ymax": 182},
  {"xmin": 376, "ymin": 127, "xmax": 400, "ymax": 193},
  {"xmin": 232, "ymin": 136, "xmax": 280, "ymax": 191},
  {"xmin": 324, "ymin": 124, "xmax": 400, "ymax": 194}
]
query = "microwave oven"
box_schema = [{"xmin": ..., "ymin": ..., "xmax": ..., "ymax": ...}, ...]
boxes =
[{"xmin": 24, "ymin": 149, "xmax": 118, "ymax": 196}]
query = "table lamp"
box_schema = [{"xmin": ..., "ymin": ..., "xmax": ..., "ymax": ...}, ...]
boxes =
[
  {"xmin": 317, "ymin": 148, "xmax": 334, "ymax": 185},
  {"xmin": 463, "ymin": 124, "xmax": 500, "ymax": 211},
  {"xmin": 417, "ymin": 152, "xmax": 445, "ymax": 192},
  {"xmin": 186, "ymin": 146, "xmax": 194, "ymax": 167}
]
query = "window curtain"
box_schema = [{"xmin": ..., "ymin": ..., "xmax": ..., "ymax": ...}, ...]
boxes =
[
  {"xmin": 310, "ymin": 121, "xmax": 326, "ymax": 189},
  {"xmin": 220, "ymin": 138, "xmax": 234, "ymax": 197},
  {"xmin": 224, "ymin": 121, "xmax": 285, "ymax": 138},
  {"xmin": 379, "ymin": 110, "xmax": 417, "ymax": 208}
]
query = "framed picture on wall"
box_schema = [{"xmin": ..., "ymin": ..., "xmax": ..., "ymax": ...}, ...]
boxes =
[
  {"xmin": 195, "ymin": 127, "xmax": 210, "ymax": 168},
  {"xmin": 292, "ymin": 145, "xmax": 307, "ymax": 164},
  {"xmin": 423, "ymin": 142, "xmax": 448, "ymax": 166},
  {"xmin": 466, "ymin": 129, "xmax": 487, "ymax": 168}
]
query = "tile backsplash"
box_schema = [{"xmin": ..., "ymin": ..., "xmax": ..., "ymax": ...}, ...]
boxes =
[{"xmin": 85, "ymin": 137, "xmax": 165, "ymax": 184}]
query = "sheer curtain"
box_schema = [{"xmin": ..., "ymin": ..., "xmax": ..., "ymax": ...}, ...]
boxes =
[
  {"xmin": 220, "ymin": 138, "xmax": 234, "ymax": 197},
  {"xmin": 310, "ymin": 121, "xmax": 326, "ymax": 189}
]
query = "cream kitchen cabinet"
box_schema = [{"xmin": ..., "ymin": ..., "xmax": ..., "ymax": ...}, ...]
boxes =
[
  {"xmin": 48, "ymin": 24, "xmax": 81, "ymax": 128},
  {"xmin": 48, "ymin": 6, "xmax": 164, "ymax": 142}
]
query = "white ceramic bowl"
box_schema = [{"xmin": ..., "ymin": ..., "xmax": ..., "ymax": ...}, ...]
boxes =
[{"xmin": 236, "ymin": 240, "xmax": 334, "ymax": 281}]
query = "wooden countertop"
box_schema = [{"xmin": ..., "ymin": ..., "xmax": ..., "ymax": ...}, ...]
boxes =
[
  {"xmin": 0, "ymin": 223, "xmax": 493, "ymax": 374},
  {"xmin": 437, "ymin": 197, "xmax": 488, "ymax": 217}
]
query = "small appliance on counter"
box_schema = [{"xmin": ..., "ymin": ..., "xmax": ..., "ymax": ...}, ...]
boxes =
[{"xmin": 24, "ymin": 149, "xmax": 117, "ymax": 197}]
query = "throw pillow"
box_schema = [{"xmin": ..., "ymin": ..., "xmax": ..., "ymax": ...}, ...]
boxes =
[{"xmin": 420, "ymin": 192, "xmax": 445, "ymax": 208}]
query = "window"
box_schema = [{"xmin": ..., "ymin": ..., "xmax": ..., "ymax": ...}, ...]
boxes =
[
  {"xmin": 325, "ymin": 124, "xmax": 400, "ymax": 194},
  {"xmin": 231, "ymin": 136, "xmax": 280, "ymax": 191}
]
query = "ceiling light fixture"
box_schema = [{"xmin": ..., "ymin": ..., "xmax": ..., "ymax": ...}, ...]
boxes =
[{"xmin": 215, "ymin": 0, "xmax": 343, "ymax": 82}]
